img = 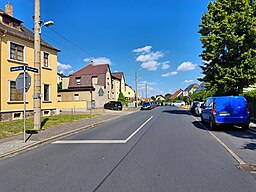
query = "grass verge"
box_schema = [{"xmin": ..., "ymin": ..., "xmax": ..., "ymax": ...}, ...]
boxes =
[{"xmin": 0, "ymin": 114, "xmax": 101, "ymax": 139}]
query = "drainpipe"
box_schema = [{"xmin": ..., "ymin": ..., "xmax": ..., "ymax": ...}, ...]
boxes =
[{"xmin": 0, "ymin": 30, "xmax": 7, "ymax": 118}]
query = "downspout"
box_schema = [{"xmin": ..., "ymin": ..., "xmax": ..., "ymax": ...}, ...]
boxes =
[{"xmin": 0, "ymin": 29, "xmax": 7, "ymax": 117}]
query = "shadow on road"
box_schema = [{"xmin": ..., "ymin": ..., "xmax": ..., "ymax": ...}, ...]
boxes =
[
  {"xmin": 163, "ymin": 110, "xmax": 190, "ymax": 115},
  {"xmin": 191, "ymin": 121, "xmax": 208, "ymax": 131}
]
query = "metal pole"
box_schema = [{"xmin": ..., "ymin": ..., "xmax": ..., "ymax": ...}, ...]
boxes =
[
  {"xmin": 23, "ymin": 70, "xmax": 26, "ymax": 142},
  {"xmin": 33, "ymin": 0, "xmax": 41, "ymax": 130},
  {"xmin": 135, "ymin": 71, "xmax": 138, "ymax": 108}
]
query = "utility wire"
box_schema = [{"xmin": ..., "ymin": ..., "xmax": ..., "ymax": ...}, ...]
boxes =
[{"xmin": 45, "ymin": 28, "xmax": 137, "ymax": 80}]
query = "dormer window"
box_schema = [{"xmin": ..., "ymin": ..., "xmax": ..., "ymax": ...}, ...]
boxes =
[
  {"xmin": 1, "ymin": 15, "xmax": 21, "ymax": 29},
  {"xmin": 76, "ymin": 77, "xmax": 81, "ymax": 85},
  {"xmin": 3, "ymin": 17, "xmax": 11, "ymax": 25}
]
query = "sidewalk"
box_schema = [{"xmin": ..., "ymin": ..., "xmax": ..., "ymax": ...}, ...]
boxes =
[{"xmin": 0, "ymin": 109, "xmax": 139, "ymax": 159}]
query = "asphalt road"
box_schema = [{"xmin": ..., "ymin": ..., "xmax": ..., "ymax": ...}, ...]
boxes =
[{"xmin": 0, "ymin": 106, "xmax": 256, "ymax": 192}]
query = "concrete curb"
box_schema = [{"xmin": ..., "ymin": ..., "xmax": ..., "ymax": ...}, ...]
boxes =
[{"xmin": 0, "ymin": 112, "xmax": 137, "ymax": 159}]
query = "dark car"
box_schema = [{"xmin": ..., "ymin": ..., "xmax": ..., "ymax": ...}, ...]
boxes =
[
  {"xmin": 104, "ymin": 101, "xmax": 122, "ymax": 110},
  {"xmin": 141, "ymin": 102, "xmax": 153, "ymax": 110},
  {"xmin": 189, "ymin": 101, "xmax": 201, "ymax": 113},
  {"xmin": 201, "ymin": 96, "xmax": 250, "ymax": 130}
]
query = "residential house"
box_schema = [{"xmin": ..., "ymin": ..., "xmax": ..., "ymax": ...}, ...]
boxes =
[
  {"xmin": 58, "ymin": 62, "xmax": 112, "ymax": 109},
  {"xmin": 168, "ymin": 89, "xmax": 183, "ymax": 101},
  {"xmin": 156, "ymin": 95, "xmax": 165, "ymax": 101},
  {"xmin": 195, "ymin": 82, "xmax": 205, "ymax": 92},
  {"xmin": 183, "ymin": 83, "xmax": 199, "ymax": 95},
  {"xmin": 0, "ymin": 3, "xmax": 59, "ymax": 121},
  {"xmin": 124, "ymin": 84, "xmax": 135, "ymax": 101},
  {"xmin": 112, "ymin": 72, "xmax": 125, "ymax": 101}
]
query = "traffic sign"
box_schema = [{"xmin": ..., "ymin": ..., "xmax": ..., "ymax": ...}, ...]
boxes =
[
  {"xmin": 10, "ymin": 66, "xmax": 24, "ymax": 72},
  {"xmin": 16, "ymin": 72, "xmax": 31, "ymax": 93}
]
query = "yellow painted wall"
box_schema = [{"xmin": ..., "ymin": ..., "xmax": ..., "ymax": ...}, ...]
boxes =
[
  {"xmin": 0, "ymin": 33, "xmax": 58, "ymax": 112},
  {"xmin": 124, "ymin": 85, "xmax": 135, "ymax": 99},
  {"xmin": 57, "ymin": 100, "xmax": 87, "ymax": 111},
  {"xmin": 58, "ymin": 91, "xmax": 91, "ymax": 101}
]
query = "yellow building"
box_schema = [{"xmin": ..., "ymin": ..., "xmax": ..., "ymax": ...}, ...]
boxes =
[
  {"xmin": 124, "ymin": 84, "xmax": 135, "ymax": 101},
  {"xmin": 0, "ymin": 3, "xmax": 59, "ymax": 121}
]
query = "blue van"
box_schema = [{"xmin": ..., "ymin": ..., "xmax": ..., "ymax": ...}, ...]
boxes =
[{"xmin": 201, "ymin": 96, "xmax": 250, "ymax": 130}]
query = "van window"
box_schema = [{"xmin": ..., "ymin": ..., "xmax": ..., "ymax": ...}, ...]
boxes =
[{"xmin": 205, "ymin": 98, "xmax": 213, "ymax": 107}]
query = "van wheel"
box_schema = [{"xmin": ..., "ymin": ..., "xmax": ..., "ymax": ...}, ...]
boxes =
[
  {"xmin": 209, "ymin": 119, "xmax": 216, "ymax": 131},
  {"xmin": 241, "ymin": 124, "xmax": 249, "ymax": 130}
]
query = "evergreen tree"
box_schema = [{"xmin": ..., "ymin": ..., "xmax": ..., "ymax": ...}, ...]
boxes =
[
  {"xmin": 118, "ymin": 92, "xmax": 126, "ymax": 102},
  {"xmin": 198, "ymin": 0, "xmax": 256, "ymax": 95}
]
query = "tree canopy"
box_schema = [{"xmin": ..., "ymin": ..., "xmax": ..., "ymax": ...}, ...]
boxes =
[
  {"xmin": 198, "ymin": 0, "xmax": 256, "ymax": 95},
  {"xmin": 118, "ymin": 92, "xmax": 125, "ymax": 102}
]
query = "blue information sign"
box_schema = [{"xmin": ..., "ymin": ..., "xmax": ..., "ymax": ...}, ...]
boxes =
[
  {"xmin": 10, "ymin": 66, "xmax": 24, "ymax": 72},
  {"xmin": 25, "ymin": 66, "xmax": 38, "ymax": 73},
  {"xmin": 10, "ymin": 66, "xmax": 38, "ymax": 73}
]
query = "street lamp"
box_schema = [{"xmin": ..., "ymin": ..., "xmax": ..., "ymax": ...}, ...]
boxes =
[{"xmin": 33, "ymin": 0, "xmax": 54, "ymax": 130}]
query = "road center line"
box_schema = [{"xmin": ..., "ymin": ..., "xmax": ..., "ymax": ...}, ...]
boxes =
[{"xmin": 52, "ymin": 116, "xmax": 153, "ymax": 144}]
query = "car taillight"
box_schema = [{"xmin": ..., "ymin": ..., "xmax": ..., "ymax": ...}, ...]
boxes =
[
  {"xmin": 247, "ymin": 107, "xmax": 250, "ymax": 114},
  {"xmin": 212, "ymin": 109, "xmax": 216, "ymax": 116}
]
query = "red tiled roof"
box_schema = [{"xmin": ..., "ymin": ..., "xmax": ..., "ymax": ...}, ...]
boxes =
[
  {"xmin": 112, "ymin": 72, "xmax": 124, "ymax": 80},
  {"xmin": 69, "ymin": 63, "xmax": 110, "ymax": 88},
  {"xmin": 169, "ymin": 89, "xmax": 183, "ymax": 100}
]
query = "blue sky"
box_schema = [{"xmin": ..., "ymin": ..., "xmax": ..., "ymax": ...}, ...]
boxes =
[{"xmin": 1, "ymin": 0, "xmax": 210, "ymax": 97}]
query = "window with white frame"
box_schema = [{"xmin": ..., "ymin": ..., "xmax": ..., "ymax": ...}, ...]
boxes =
[
  {"xmin": 43, "ymin": 52, "xmax": 49, "ymax": 67},
  {"xmin": 10, "ymin": 80, "xmax": 23, "ymax": 101},
  {"xmin": 10, "ymin": 42, "xmax": 24, "ymax": 61},
  {"xmin": 76, "ymin": 77, "xmax": 81, "ymax": 85},
  {"xmin": 43, "ymin": 84, "xmax": 50, "ymax": 101}
]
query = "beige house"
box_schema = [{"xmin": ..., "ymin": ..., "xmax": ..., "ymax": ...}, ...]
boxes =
[
  {"xmin": 124, "ymin": 84, "xmax": 135, "ymax": 101},
  {"xmin": 112, "ymin": 72, "xmax": 125, "ymax": 100},
  {"xmin": 58, "ymin": 62, "xmax": 112, "ymax": 109}
]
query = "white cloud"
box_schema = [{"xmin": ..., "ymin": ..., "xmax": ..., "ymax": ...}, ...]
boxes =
[
  {"xmin": 177, "ymin": 61, "xmax": 197, "ymax": 71},
  {"xmin": 141, "ymin": 61, "xmax": 160, "ymax": 71},
  {"xmin": 136, "ymin": 51, "xmax": 164, "ymax": 62},
  {"xmin": 161, "ymin": 62, "xmax": 170, "ymax": 69},
  {"xmin": 83, "ymin": 57, "xmax": 112, "ymax": 65},
  {"xmin": 133, "ymin": 45, "xmax": 152, "ymax": 53},
  {"xmin": 57, "ymin": 62, "xmax": 72, "ymax": 74},
  {"xmin": 161, "ymin": 71, "xmax": 177, "ymax": 77},
  {"xmin": 184, "ymin": 80, "xmax": 194, "ymax": 83}
]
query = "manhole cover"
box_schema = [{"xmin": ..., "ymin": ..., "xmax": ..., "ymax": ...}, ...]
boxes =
[{"xmin": 237, "ymin": 164, "xmax": 256, "ymax": 173}]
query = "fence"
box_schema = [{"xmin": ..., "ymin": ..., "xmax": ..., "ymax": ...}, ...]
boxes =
[{"xmin": 248, "ymin": 102, "xmax": 256, "ymax": 120}]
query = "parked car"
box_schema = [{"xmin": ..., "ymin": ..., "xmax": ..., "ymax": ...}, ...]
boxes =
[
  {"xmin": 172, "ymin": 100, "xmax": 185, "ymax": 107},
  {"xmin": 194, "ymin": 102, "xmax": 204, "ymax": 116},
  {"xmin": 104, "ymin": 101, "xmax": 122, "ymax": 110},
  {"xmin": 141, "ymin": 102, "xmax": 153, "ymax": 110},
  {"xmin": 189, "ymin": 101, "xmax": 201, "ymax": 113},
  {"xmin": 201, "ymin": 96, "xmax": 250, "ymax": 130}
]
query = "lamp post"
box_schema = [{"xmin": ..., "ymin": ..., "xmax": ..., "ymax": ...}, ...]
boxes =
[{"xmin": 33, "ymin": 0, "xmax": 54, "ymax": 130}]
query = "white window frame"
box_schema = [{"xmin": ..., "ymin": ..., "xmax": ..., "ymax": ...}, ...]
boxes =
[
  {"xmin": 43, "ymin": 84, "xmax": 51, "ymax": 102},
  {"xmin": 8, "ymin": 80, "xmax": 23, "ymax": 102},
  {"xmin": 8, "ymin": 41, "xmax": 26, "ymax": 64},
  {"xmin": 42, "ymin": 51, "xmax": 50, "ymax": 68}
]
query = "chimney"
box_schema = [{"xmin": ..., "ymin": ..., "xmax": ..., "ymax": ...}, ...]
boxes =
[
  {"xmin": 5, "ymin": 2, "xmax": 13, "ymax": 17},
  {"xmin": 89, "ymin": 61, "xmax": 94, "ymax": 65}
]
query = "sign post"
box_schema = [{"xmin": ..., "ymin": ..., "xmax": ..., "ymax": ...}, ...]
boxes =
[{"xmin": 11, "ymin": 66, "xmax": 38, "ymax": 142}]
